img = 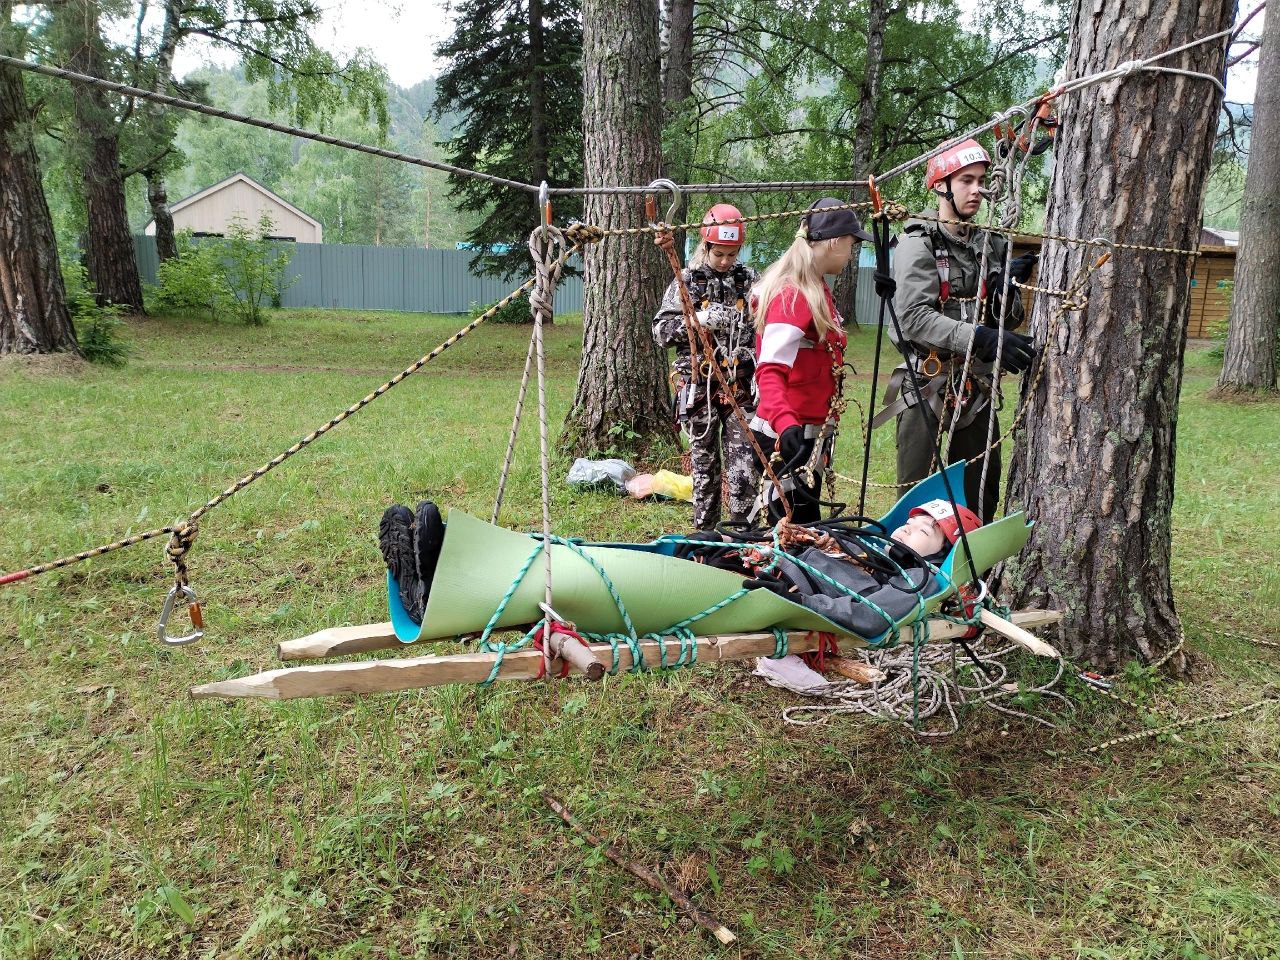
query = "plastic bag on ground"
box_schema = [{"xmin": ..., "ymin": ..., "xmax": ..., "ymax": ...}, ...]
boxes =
[
  {"xmin": 625, "ymin": 470, "xmax": 694, "ymax": 503},
  {"xmin": 567, "ymin": 458, "xmax": 636, "ymax": 492}
]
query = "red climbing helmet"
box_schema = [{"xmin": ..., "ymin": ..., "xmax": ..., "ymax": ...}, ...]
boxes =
[
  {"xmin": 924, "ymin": 138, "xmax": 991, "ymax": 191},
  {"xmin": 909, "ymin": 498, "xmax": 983, "ymax": 544},
  {"xmin": 700, "ymin": 203, "xmax": 746, "ymax": 248}
]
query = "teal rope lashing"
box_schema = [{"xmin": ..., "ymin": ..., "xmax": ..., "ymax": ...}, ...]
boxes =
[{"xmin": 477, "ymin": 542, "xmax": 546, "ymax": 685}]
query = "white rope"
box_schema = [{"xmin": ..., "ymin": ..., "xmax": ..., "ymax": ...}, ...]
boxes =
[
  {"xmin": 781, "ymin": 637, "xmax": 1072, "ymax": 736},
  {"xmin": 492, "ymin": 334, "xmax": 537, "ymax": 525}
]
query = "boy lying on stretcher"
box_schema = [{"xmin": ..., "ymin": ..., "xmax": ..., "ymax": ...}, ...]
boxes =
[{"xmin": 378, "ymin": 497, "xmax": 981, "ymax": 641}]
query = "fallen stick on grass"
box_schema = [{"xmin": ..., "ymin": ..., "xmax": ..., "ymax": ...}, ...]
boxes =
[{"xmin": 544, "ymin": 794, "xmax": 737, "ymax": 946}]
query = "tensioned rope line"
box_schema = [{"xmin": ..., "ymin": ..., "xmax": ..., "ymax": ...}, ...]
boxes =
[
  {"xmin": 1, "ymin": 11, "xmax": 1258, "ymax": 201},
  {"xmin": 0, "ymin": 54, "xmax": 537, "ymax": 193},
  {"xmin": 0, "ymin": 240, "xmax": 586, "ymax": 589},
  {"xmin": 870, "ymin": 7, "xmax": 1258, "ymax": 187}
]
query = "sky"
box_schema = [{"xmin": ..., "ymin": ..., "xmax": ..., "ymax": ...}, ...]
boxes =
[{"xmin": 165, "ymin": 0, "xmax": 1261, "ymax": 104}]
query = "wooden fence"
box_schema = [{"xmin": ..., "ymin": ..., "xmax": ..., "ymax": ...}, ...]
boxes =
[{"xmin": 1011, "ymin": 239, "xmax": 1235, "ymax": 338}]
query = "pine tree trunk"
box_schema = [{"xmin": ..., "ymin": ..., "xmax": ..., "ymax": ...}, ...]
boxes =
[
  {"xmin": 562, "ymin": 0, "xmax": 676, "ymax": 456},
  {"xmin": 661, "ymin": 0, "xmax": 695, "ymax": 252},
  {"xmin": 1214, "ymin": 15, "xmax": 1279, "ymax": 394},
  {"xmin": 146, "ymin": 170, "xmax": 178, "ymax": 262},
  {"xmin": 55, "ymin": 0, "xmax": 144, "ymax": 312},
  {"xmin": 525, "ymin": 0, "xmax": 551, "ymax": 322},
  {"xmin": 835, "ymin": 0, "xmax": 886, "ymax": 327},
  {"xmin": 1003, "ymin": 0, "xmax": 1231, "ymax": 671},
  {"xmin": 0, "ymin": 45, "xmax": 79, "ymax": 355}
]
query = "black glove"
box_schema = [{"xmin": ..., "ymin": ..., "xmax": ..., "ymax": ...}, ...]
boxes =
[
  {"xmin": 1008, "ymin": 251, "xmax": 1038, "ymax": 283},
  {"xmin": 778, "ymin": 425, "xmax": 808, "ymax": 467},
  {"xmin": 971, "ymin": 327, "xmax": 1035, "ymax": 374}
]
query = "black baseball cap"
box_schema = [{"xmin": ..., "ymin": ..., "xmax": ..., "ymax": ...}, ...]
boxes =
[{"xmin": 802, "ymin": 197, "xmax": 874, "ymax": 242}]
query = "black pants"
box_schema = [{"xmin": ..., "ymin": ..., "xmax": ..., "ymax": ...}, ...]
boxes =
[
  {"xmin": 752, "ymin": 429, "xmax": 824, "ymax": 525},
  {"xmin": 895, "ymin": 405, "xmax": 1001, "ymax": 522}
]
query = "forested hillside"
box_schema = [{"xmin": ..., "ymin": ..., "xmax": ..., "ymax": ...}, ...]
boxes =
[{"xmin": 39, "ymin": 66, "xmax": 477, "ymax": 251}]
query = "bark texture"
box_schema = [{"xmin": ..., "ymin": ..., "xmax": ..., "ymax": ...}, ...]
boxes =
[
  {"xmin": 144, "ymin": 0, "xmax": 183, "ymax": 264},
  {"xmin": 55, "ymin": 0, "xmax": 145, "ymax": 311},
  {"xmin": 563, "ymin": 0, "xmax": 676, "ymax": 455},
  {"xmin": 1004, "ymin": 0, "xmax": 1232, "ymax": 670},
  {"xmin": 0, "ymin": 48, "xmax": 78, "ymax": 355},
  {"xmin": 661, "ymin": 0, "xmax": 695, "ymax": 253},
  {"xmin": 146, "ymin": 170, "xmax": 178, "ymax": 262},
  {"xmin": 1215, "ymin": 13, "xmax": 1279, "ymax": 393},
  {"xmin": 834, "ymin": 0, "xmax": 886, "ymax": 326}
]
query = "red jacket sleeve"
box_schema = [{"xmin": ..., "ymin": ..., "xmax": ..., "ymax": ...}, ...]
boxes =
[{"xmin": 754, "ymin": 289, "xmax": 812, "ymax": 435}]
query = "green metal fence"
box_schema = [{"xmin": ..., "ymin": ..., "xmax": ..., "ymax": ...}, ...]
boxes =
[{"xmin": 132, "ymin": 236, "xmax": 584, "ymax": 314}]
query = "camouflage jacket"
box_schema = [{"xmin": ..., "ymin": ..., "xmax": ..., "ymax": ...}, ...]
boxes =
[{"xmin": 653, "ymin": 263, "xmax": 758, "ymax": 384}]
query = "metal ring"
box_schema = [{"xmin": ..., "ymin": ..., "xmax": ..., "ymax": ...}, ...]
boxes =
[{"xmin": 921, "ymin": 353, "xmax": 943, "ymax": 378}]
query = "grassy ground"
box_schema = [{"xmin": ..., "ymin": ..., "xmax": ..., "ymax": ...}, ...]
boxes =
[{"xmin": 1, "ymin": 308, "xmax": 1277, "ymax": 960}]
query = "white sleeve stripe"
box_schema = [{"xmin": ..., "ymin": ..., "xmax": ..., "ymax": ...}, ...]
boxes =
[{"xmin": 759, "ymin": 324, "xmax": 803, "ymax": 367}]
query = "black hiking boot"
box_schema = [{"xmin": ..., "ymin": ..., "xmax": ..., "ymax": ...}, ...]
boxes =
[
  {"xmin": 412, "ymin": 501, "xmax": 445, "ymax": 610},
  {"xmin": 379, "ymin": 504, "xmax": 424, "ymax": 623}
]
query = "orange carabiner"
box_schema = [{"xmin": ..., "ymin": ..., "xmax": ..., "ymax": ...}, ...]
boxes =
[{"xmin": 867, "ymin": 174, "xmax": 883, "ymax": 216}]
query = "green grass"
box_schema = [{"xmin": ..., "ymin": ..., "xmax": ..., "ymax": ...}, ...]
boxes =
[{"xmin": 1, "ymin": 309, "xmax": 1277, "ymax": 959}]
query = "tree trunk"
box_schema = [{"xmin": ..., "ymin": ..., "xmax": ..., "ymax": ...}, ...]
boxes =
[
  {"xmin": 562, "ymin": 0, "xmax": 675, "ymax": 456},
  {"xmin": 1214, "ymin": 14, "xmax": 1279, "ymax": 394},
  {"xmin": 525, "ymin": 0, "xmax": 551, "ymax": 322},
  {"xmin": 0, "ymin": 36, "xmax": 79, "ymax": 355},
  {"xmin": 1003, "ymin": 0, "xmax": 1231, "ymax": 671},
  {"xmin": 145, "ymin": 0, "xmax": 182, "ymax": 265},
  {"xmin": 661, "ymin": 0, "xmax": 695, "ymax": 253},
  {"xmin": 527, "ymin": 0, "xmax": 549, "ymax": 184},
  {"xmin": 54, "ymin": 0, "xmax": 145, "ymax": 312},
  {"xmin": 146, "ymin": 170, "xmax": 178, "ymax": 262},
  {"xmin": 835, "ymin": 0, "xmax": 886, "ymax": 327}
]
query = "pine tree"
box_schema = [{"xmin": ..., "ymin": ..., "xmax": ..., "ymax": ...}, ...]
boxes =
[{"xmin": 433, "ymin": 0, "xmax": 583, "ymax": 282}]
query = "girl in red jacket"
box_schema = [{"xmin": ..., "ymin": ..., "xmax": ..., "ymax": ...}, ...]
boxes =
[{"xmin": 751, "ymin": 198, "xmax": 872, "ymax": 524}]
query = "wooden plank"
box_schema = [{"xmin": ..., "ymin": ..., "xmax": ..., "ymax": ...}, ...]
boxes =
[
  {"xmin": 978, "ymin": 608, "xmax": 1060, "ymax": 658},
  {"xmin": 278, "ymin": 622, "xmax": 400, "ymax": 660},
  {"xmin": 196, "ymin": 610, "xmax": 1063, "ymax": 701},
  {"xmin": 194, "ymin": 632, "xmax": 826, "ymax": 700},
  {"xmin": 278, "ymin": 609, "xmax": 1063, "ymax": 663}
]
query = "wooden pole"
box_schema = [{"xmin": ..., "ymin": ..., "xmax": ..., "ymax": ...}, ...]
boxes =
[
  {"xmin": 194, "ymin": 611, "xmax": 1063, "ymax": 701},
  {"xmin": 193, "ymin": 631, "xmax": 827, "ymax": 701},
  {"xmin": 276, "ymin": 609, "xmax": 1064, "ymax": 663},
  {"xmin": 545, "ymin": 794, "xmax": 737, "ymax": 945},
  {"xmin": 979, "ymin": 608, "xmax": 1061, "ymax": 658}
]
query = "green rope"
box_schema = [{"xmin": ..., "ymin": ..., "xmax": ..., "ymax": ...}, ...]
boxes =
[{"xmin": 769, "ymin": 627, "xmax": 789, "ymax": 659}]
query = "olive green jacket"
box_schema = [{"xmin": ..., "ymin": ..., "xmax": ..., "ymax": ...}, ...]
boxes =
[{"xmin": 889, "ymin": 212, "xmax": 1024, "ymax": 357}]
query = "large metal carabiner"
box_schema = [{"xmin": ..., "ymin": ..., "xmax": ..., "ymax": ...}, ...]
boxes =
[
  {"xmin": 157, "ymin": 583, "xmax": 204, "ymax": 646},
  {"xmin": 646, "ymin": 177, "xmax": 683, "ymax": 227}
]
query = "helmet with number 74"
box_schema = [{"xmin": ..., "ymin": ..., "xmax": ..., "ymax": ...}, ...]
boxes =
[{"xmin": 700, "ymin": 203, "xmax": 747, "ymax": 248}]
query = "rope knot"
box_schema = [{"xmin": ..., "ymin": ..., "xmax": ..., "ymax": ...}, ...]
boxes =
[
  {"xmin": 165, "ymin": 522, "xmax": 199, "ymax": 585},
  {"xmin": 881, "ymin": 200, "xmax": 911, "ymax": 223},
  {"xmin": 527, "ymin": 225, "xmax": 567, "ymax": 324},
  {"xmin": 564, "ymin": 222, "xmax": 605, "ymax": 246}
]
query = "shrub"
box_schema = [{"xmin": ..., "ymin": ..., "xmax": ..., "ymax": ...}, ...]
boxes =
[
  {"xmin": 151, "ymin": 233, "xmax": 233, "ymax": 319},
  {"xmin": 470, "ymin": 294, "xmax": 537, "ymax": 325},
  {"xmin": 219, "ymin": 212, "xmax": 294, "ymax": 326},
  {"xmin": 63, "ymin": 262, "xmax": 129, "ymax": 366}
]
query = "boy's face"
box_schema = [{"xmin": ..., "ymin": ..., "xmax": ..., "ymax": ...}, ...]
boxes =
[
  {"xmin": 891, "ymin": 514, "xmax": 946, "ymax": 556},
  {"xmin": 940, "ymin": 163, "xmax": 987, "ymax": 219},
  {"xmin": 706, "ymin": 243, "xmax": 740, "ymax": 272}
]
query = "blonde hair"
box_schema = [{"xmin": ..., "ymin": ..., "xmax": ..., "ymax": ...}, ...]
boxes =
[{"xmin": 752, "ymin": 235, "xmax": 835, "ymax": 337}]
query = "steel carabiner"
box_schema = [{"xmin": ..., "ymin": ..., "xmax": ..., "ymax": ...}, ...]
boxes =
[{"xmin": 156, "ymin": 583, "xmax": 204, "ymax": 646}]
